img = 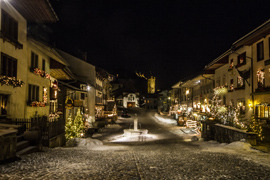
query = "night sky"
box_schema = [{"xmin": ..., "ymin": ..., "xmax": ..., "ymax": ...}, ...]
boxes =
[{"xmin": 49, "ymin": 0, "xmax": 270, "ymax": 89}]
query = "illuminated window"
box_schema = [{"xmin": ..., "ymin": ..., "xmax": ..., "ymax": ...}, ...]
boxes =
[
  {"xmin": 255, "ymin": 105, "xmax": 270, "ymax": 120},
  {"xmin": 0, "ymin": 94, "xmax": 8, "ymax": 116}
]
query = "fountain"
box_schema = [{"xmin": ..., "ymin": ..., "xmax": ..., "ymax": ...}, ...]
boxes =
[{"xmin": 123, "ymin": 114, "xmax": 148, "ymax": 137}]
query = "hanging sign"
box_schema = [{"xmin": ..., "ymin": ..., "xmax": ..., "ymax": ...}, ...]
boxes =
[{"xmin": 65, "ymin": 97, "xmax": 74, "ymax": 109}]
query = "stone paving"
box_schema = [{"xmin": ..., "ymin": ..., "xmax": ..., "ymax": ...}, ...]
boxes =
[{"xmin": 1, "ymin": 109, "xmax": 270, "ymax": 180}]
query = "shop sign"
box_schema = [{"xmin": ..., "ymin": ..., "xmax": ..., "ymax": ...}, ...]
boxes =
[{"xmin": 65, "ymin": 97, "xmax": 74, "ymax": 109}]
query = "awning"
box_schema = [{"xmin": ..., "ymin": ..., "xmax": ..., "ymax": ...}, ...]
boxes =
[{"xmin": 10, "ymin": 0, "xmax": 59, "ymax": 23}]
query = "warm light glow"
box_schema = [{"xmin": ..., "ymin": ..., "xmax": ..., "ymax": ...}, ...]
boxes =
[
  {"xmin": 87, "ymin": 85, "xmax": 91, "ymax": 91},
  {"xmin": 214, "ymin": 86, "xmax": 228, "ymax": 95},
  {"xmin": 186, "ymin": 89, "xmax": 189, "ymax": 95}
]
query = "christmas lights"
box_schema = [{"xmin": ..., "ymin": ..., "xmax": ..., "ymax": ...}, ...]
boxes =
[
  {"xmin": 257, "ymin": 69, "xmax": 265, "ymax": 87},
  {"xmin": 32, "ymin": 68, "xmax": 51, "ymax": 80},
  {"xmin": 28, "ymin": 101, "xmax": 46, "ymax": 107},
  {"xmin": 0, "ymin": 76, "xmax": 24, "ymax": 87}
]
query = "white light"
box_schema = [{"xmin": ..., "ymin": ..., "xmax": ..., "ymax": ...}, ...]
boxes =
[{"xmin": 87, "ymin": 86, "xmax": 91, "ymax": 91}]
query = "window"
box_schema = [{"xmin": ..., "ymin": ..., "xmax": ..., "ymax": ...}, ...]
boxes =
[
  {"xmin": 222, "ymin": 75, "xmax": 226, "ymax": 85},
  {"xmin": 81, "ymin": 93, "xmax": 85, "ymax": 100},
  {"xmin": 31, "ymin": 52, "xmax": 38, "ymax": 69},
  {"xmin": 223, "ymin": 95, "xmax": 226, "ymax": 105},
  {"xmin": 229, "ymin": 79, "xmax": 234, "ymax": 91},
  {"xmin": 1, "ymin": 10, "xmax": 18, "ymax": 42},
  {"xmin": 229, "ymin": 59, "xmax": 234, "ymax": 68},
  {"xmin": 255, "ymin": 105, "xmax": 270, "ymax": 120},
  {"xmin": 237, "ymin": 52, "xmax": 246, "ymax": 67},
  {"xmin": 42, "ymin": 59, "xmax": 46, "ymax": 71},
  {"xmin": 0, "ymin": 94, "xmax": 8, "ymax": 115},
  {"xmin": 257, "ymin": 41, "xmax": 264, "ymax": 61},
  {"xmin": 1, "ymin": 53, "xmax": 17, "ymax": 78},
  {"xmin": 28, "ymin": 84, "xmax": 39, "ymax": 102}
]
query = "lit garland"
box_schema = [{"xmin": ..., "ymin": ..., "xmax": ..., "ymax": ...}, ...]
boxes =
[
  {"xmin": 0, "ymin": 76, "xmax": 24, "ymax": 87},
  {"xmin": 28, "ymin": 101, "xmax": 46, "ymax": 107},
  {"xmin": 32, "ymin": 68, "xmax": 50, "ymax": 80},
  {"xmin": 237, "ymin": 76, "xmax": 244, "ymax": 87},
  {"xmin": 43, "ymin": 87, "xmax": 48, "ymax": 103},
  {"xmin": 214, "ymin": 85, "xmax": 228, "ymax": 95},
  {"xmin": 257, "ymin": 70, "xmax": 265, "ymax": 86},
  {"xmin": 248, "ymin": 116, "xmax": 264, "ymax": 141}
]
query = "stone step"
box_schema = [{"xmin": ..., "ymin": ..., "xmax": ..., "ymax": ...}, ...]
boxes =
[
  {"xmin": 17, "ymin": 135, "xmax": 24, "ymax": 142},
  {"xmin": 17, "ymin": 146, "xmax": 38, "ymax": 156},
  {"xmin": 16, "ymin": 141, "xmax": 30, "ymax": 152}
]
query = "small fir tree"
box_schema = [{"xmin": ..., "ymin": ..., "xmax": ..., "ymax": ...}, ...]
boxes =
[{"xmin": 65, "ymin": 109, "xmax": 84, "ymax": 141}]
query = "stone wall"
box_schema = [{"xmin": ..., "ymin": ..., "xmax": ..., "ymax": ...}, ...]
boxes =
[{"xmin": 202, "ymin": 121, "xmax": 257, "ymax": 145}]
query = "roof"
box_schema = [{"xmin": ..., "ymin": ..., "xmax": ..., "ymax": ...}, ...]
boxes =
[
  {"xmin": 204, "ymin": 49, "xmax": 231, "ymax": 71},
  {"xmin": 180, "ymin": 74, "xmax": 214, "ymax": 88},
  {"xmin": 171, "ymin": 81, "xmax": 183, "ymax": 89},
  {"xmin": 28, "ymin": 38, "xmax": 68, "ymax": 66},
  {"xmin": 10, "ymin": 0, "xmax": 58, "ymax": 23},
  {"xmin": 232, "ymin": 19, "xmax": 270, "ymax": 47},
  {"xmin": 56, "ymin": 49, "xmax": 96, "ymax": 87}
]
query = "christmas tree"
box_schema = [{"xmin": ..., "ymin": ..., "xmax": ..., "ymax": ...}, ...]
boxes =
[{"xmin": 65, "ymin": 109, "xmax": 85, "ymax": 141}]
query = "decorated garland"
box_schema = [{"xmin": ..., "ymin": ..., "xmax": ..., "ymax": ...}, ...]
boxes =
[
  {"xmin": 257, "ymin": 69, "xmax": 265, "ymax": 87},
  {"xmin": 28, "ymin": 101, "xmax": 46, "ymax": 107},
  {"xmin": 32, "ymin": 68, "xmax": 50, "ymax": 79},
  {"xmin": 0, "ymin": 76, "xmax": 24, "ymax": 87}
]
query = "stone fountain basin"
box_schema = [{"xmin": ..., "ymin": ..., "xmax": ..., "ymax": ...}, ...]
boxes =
[{"xmin": 123, "ymin": 129, "xmax": 148, "ymax": 137}]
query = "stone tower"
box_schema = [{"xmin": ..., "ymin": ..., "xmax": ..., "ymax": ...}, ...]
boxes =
[{"xmin": 148, "ymin": 76, "xmax": 156, "ymax": 94}]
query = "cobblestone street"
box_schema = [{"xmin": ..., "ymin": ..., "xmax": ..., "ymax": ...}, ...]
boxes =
[{"xmin": 1, "ymin": 110, "xmax": 270, "ymax": 180}]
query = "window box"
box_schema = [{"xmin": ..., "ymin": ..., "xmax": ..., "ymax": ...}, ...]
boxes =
[
  {"xmin": 27, "ymin": 101, "xmax": 47, "ymax": 107},
  {"xmin": 0, "ymin": 75, "xmax": 24, "ymax": 87},
  {"xmin": 30, "ymin": 67, "xmax": 50, "ymax": 79}
]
